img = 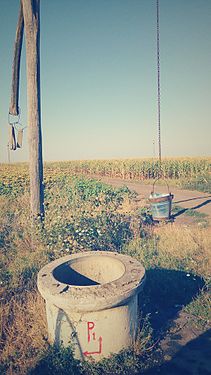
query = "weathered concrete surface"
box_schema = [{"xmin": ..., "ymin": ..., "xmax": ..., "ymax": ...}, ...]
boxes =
[{"xmin": 37, "ymin": 251, "xmax": 145, "ymax": 361}]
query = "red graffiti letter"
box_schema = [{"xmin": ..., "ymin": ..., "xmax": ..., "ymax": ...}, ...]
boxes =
[{"xmin": 87, "ymin": 322, "xmax": 95, "ymax": 342}]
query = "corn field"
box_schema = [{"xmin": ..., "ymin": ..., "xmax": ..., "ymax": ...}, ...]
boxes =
[
  {"xmin": 46, "ymin": 157, "xmax": 211, "ymax": 180},
  {"xmin": 0, "ymin": 158, "xmax": 210, "ymax": 186}
]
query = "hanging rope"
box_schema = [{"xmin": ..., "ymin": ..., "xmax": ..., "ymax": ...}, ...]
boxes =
[{"xmin": 156, "ymin": 0, "xmax": 162, "ymax": 171}]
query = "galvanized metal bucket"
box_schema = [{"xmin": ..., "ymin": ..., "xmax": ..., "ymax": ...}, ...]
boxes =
[{"xmin": 149, "ymin": 178, "xmax": 174, "ymax": 221}]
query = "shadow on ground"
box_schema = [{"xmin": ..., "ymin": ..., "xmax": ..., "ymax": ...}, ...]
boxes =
[
  {"xmin": 172, "ymin": 199, "xmax": 211, "ymax": 219},
  {"xmin": 139, "ymin": 268, "xmax": 208, "ymax": 374},
  {"xmin": 143, "ymin": 328, "xmax": 211, "ymax": 375},
  {"xmin": 139, "ymin": 268, "xmax": 204, "ymax": 335}
]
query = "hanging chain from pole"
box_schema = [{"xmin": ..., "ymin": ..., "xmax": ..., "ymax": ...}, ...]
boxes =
[{"xmin": 156, "ymin": 0, "xmax": 162, "ymax": 169}]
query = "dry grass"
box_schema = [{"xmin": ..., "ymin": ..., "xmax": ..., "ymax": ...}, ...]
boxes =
[
  {"xmin": 0, "ymin": 192, "xmax": 50, "ymax": 374},
  {"xmin": 0, "ymin": 292, "xmax": 47, "ymax": 375},
  {"xmin": 156, "ymin": 224, "xmax": 211, "ymax": 279},
  {"xmin": 1, "ymin": 191, "xmax": 50, "ymax": 289}
]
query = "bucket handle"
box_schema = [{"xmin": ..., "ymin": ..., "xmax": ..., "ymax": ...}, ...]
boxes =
[{"xmin": 151, "ymin": 177, "xmax": 171, "ymax": 195}]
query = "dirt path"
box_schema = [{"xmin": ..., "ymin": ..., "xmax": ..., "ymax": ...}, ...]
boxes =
[{"xmin": 95, "ymin": 176, "xmax": 211, "ymax": 225}]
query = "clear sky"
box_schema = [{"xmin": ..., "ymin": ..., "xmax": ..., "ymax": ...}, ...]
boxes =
[{"xmin": 0, "ymin": 0, "xmax": 210, "ymax": 163}]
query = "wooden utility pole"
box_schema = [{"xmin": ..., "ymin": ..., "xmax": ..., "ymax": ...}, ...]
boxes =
[
  {"xmin": 10, "ymin": 0, "xmax": 44, "ymax": 219},
  {"xmin": 21, "ymin": 0, "xmax": 44, "ymax": 219}
]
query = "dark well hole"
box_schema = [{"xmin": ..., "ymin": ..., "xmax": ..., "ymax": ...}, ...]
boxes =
[
  {"xmin": 55, "ymin": 265, "xmax": 100, "ymax": 286},
  {"xmin": 53, "ymin": 255, "xmax": 125, "ymax": 286}
]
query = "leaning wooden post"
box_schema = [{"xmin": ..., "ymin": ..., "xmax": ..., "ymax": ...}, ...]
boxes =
[
  {"xmin": 21, "ymin": 0, "xmax": 44, "ymax": 219},
  {"xmin": 9, "ymin": 3, "xmax": 24, "ymax": 116}
]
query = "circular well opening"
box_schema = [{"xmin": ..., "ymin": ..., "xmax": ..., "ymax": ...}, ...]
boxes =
[{"xmin": 53, "ymin": 255, "xmax": 125, "ymax": 286}]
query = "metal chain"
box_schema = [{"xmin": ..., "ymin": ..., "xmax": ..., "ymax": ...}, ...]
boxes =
[{"xmin": 156, "ymin": 0, "xmax": 162, "ymax": 168}]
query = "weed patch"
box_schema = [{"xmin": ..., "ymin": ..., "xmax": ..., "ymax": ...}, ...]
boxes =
[{"xmin": 0, "ymin": 164, "xmax": 210, "ymax": 374}]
